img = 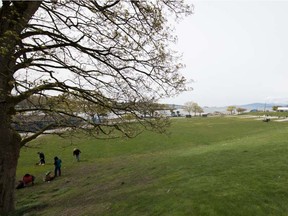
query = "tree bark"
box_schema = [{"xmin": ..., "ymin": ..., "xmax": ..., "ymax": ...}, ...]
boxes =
[
  {"xmin": 0, "ymin": 1, "xmax": 42, "ymax": 214},
  {"xmin": 0, "ymin": 60, "xmax": 22, "ymax": 214},
  {"xmin": 0, "ymin": 122, "xmax": 21, "ymax": 214}
]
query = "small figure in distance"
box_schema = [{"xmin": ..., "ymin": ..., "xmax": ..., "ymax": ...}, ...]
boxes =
[
  {"xmin": 16, "ymin": 174, "xmax": 35, "ymax": 189},
  {"xmin": 73, "ymin": 148, "xmax": 81, "ymax": 162},
  {"xmin": 37, "ymin": 152, "xmax": 45, "ymax": 165},
  {"xmin": 54, "ymin": 156, "xmax": 62, "ymax": 177},
  {"xmin": 43, "ymin": 171, "xmax": 55, "ymax": 182}
]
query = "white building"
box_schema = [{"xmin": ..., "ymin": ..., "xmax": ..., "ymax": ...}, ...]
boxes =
[{"xmin": 277, "ymin": 107, "xmax": 288, "ymax": 112}]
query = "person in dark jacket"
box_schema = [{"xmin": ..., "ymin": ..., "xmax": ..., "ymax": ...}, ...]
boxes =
[
  {"xmin": 37, "ymin": 152, "xmax": 45, "ymax": 165},
  {"xmin": 73, "ymin": 148, "xmax": 81, "ymax": 162}
]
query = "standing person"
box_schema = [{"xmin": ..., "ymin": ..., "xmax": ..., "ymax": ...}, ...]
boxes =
[
  {"xmin": 73, "ymin": 148, "xmax": 81, "ymax": 162},
  {"xmin": 54, "ymin": 156, "xmax": 62, "ymax": 177},
  {"xmin": 37, "ymin": 152, "xmax": 45, "ymax": 165}
]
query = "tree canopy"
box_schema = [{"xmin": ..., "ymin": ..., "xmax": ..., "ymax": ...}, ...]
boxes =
[
  {"xmin": 184, "ymin": 101, "xmax": 202, "ymax": 116},
  {"xmin": 236, "ymin": 107, "xmax": 247, "ymax": 114},
  {"xmin": 1, "ymin": 0, "xmax": 192, "ymax": 144},
  {"xmin": 227, "ymin": 106, "xmax": 236, "ymax": 115}
]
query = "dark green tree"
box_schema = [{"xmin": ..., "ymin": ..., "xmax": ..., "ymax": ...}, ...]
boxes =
[{"xmin": 272, "ymin": 106, "xmax": 279, "ymax": 111}]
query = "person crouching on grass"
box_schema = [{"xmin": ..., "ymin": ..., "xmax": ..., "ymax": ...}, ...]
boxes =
[
  {"xmin": 54, "ymin": 156, "xmax": 62, "ymax": 177},
  {"xmin": 16, "ymin": 174, "xmax": 35, "ymax": 189},
  {"xmin": 43, "ymin": 171, "xmax": 55, "ymax": 182}
]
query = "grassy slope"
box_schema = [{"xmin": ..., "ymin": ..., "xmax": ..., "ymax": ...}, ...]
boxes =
[{"xmin": 13, "ymin": 117, "xmax": 288, "ymax": 216}]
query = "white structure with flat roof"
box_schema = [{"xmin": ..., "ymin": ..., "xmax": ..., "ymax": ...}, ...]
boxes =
[{"xmin": 277, "ymin": 107, "xmax": 288, "ymax": 112}]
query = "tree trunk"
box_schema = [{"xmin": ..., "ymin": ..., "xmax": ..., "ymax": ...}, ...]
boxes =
[
  {"xmin": 0, "ymin": 125, "xmax": 21, "ymax": 214},
  {"xmin": 0, "ymin": 2, "xmax": 41, "ymax": 213}
]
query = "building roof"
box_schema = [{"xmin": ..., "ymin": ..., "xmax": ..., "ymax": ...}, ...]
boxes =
[{"xmin": 277, "ymin": 107, "xmax": 288, "ymax": 110}]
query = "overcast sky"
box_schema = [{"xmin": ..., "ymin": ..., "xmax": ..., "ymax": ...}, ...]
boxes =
[
  {"xmin": 162, "ymin": 0, "xmax": 288, "ymax": 107},
  {"xmin": 2, "ymin": 1, "xmax": 288, "ymax": 107}
]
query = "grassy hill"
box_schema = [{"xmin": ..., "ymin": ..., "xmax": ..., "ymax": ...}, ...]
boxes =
[{"xmin": 13, "ymin": 117, "xmax": 288, "ymax": 216}]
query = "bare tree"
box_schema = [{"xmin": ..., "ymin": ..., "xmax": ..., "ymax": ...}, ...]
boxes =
[
  {"xmin": 227, "ymin": 106, "xmax": 236, "ymax": 115},
  {"xmin": 236, "ymin": 107, "xmax": 247, "ymax": 114},
  {"xmin": 183, "ymin": 101, "xmax": 194, "ymax": 115},
  {"xmin": 0, "ymin": 0, "xmax": 192, "ymax": 213},
  {"xmin": 197, "ymin": 105, "xmax": 204, "ymax": 115},
  {"xmin": 184, "ymin": 101, "xmax": 202, "ymax": 116}
]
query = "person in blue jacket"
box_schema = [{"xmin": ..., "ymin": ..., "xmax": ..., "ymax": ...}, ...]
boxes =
[{"xmin": 54, "ymin": 156, "xmax": 62, "ymax": 177}]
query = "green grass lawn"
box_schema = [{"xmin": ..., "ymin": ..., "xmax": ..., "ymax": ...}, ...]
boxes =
[{"xmin": 13, "ymin": 117, "xmax": 288, "ymax": 216}]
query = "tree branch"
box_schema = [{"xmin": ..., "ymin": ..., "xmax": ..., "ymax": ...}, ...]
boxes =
[{"xmin": 20, "ymin": 122, "xmax": 55, "ymax": 147}]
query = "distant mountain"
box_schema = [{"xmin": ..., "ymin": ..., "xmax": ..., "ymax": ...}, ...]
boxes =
[
  {"xmin": 200, "ymin": 103, "xmax": 288, "ymax": 114},
  {"xmin": 237, "ymin": 103, "xmax": 287, "ymax": 111}
]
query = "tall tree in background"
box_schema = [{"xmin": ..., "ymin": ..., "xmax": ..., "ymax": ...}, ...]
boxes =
[
  {"xmin": 227, "ymin": 106, "xmax": 236, "ymax": 115},
  {"xmin": 272, "ymin": 106, "xmax": 279, "ymax": 111},
  {"xmin": 0, "ymin": 0, "xmax": 192, "ymax": 213},
  {"xmin": 184, "ymin": 101, "xmax": 202, "ymax": 116},
  {"xmin": 191, "ymin": 102, "xmax": 202, "ymax": 116},
  {"xmin": 183, "ymin": 101, "xmax": 194, "ymax": 115},
  {"xmin": 236, "ymin": 107, "xmax": 247, "ymax": 114}
]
